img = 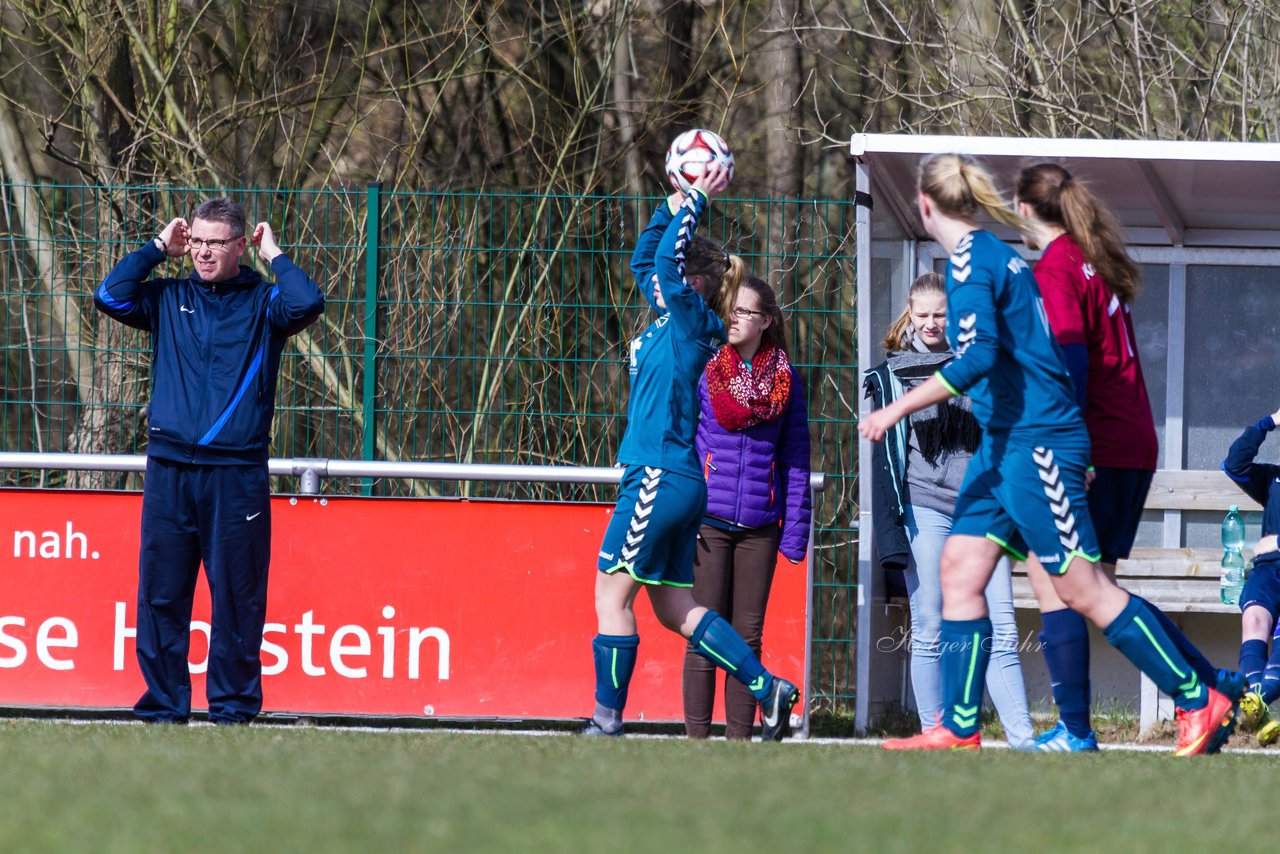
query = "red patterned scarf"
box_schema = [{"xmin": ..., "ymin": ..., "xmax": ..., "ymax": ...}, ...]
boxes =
[{"xmin": 706, "ymin": 341, "xmax": 793, "ymax": 431}]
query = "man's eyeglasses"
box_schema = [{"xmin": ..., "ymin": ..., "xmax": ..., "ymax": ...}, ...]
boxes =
[
  {"xmin": 731, "ymin": 307, "xmax": 766, "ymax": 320},
  {"xmin": 188, "ymin": 236, "xmax": 242, "ymax": 251}
]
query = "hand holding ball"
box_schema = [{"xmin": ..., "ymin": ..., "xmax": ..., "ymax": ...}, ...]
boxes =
[{"xmin": 665, "ymin": 129, "xmax": 735, "ymax": 194}]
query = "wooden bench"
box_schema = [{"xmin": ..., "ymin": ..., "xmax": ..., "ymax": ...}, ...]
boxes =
[
  {"xmin": 1011, "ymin": 468, "xmax": 1260, "ymax": 732},
  {"xmin": 1012, "ymin": 547, "xmax": 1240, "ymax": 613},
  {"xmin": 1011, "ymin": 469, "xmax": 1260, "ymax": 613}
]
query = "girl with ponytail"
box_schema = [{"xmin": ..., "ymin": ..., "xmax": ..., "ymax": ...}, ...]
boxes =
[
  {"xmin": 585, "ymin": 162, "xmax": 800, "ymax": 741},
  {"xmin": 1013, "ymin": 162, "xmax": 1218, "ymax": 751},
  {"xmin": 669, "ymin": 239, "xmax": 745, "ymax": 326},
  {"xmin": 861, "ymin": 152, "xmax": 1239, "ymax": 755}
]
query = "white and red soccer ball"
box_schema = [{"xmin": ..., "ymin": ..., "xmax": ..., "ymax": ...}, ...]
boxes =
[{"xmin": 664, "ymin": 129, "xmax": 735, "ymax": 193}]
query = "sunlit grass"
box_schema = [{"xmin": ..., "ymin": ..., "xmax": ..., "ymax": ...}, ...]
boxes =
[{"xmin": 0, "ymin": 719, "xmax": 1269, "ymax": 853}]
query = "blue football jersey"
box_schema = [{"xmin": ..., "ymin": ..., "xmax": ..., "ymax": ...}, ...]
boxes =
[
  {"xmin": 617, "ymin": 192, "xmax": 726, "ymax": 478},
  {"xmin": 936, "ymin": 230, "xmax": 1081, "ymax": 433}
]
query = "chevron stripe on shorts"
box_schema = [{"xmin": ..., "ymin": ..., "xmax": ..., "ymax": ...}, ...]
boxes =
[
  {"xmin": 619, "ymin": 467, "xmax": 662, "ymax": 564},
  {"xmin": 1033, "ymin": 446, "xmax": 1079, "ymax": 552}
]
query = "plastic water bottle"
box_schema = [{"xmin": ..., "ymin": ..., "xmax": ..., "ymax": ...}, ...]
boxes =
[{"xmin": 1221, "ymin": 505, "xmax": 1246, "ymax": 606}]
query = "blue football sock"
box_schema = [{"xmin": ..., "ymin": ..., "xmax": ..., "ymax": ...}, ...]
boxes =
[
  {"xmin": 1104, "ymin": 596, "xmax": 1206, "ymax": 711},
  {"xmin": 1134, "ymin": 595, "xmax": 1217, "ymax": 688},
  {"xmin": 940, "ymin": 618, "xmax": 991, "ymax": 738},
  {"xmin": 690, "ymin": 611, "xmax": 772, "ymax": 701},
  {"xmin": 1262, "ymin": 672, "xmax": 1280, "ymax": 706},
  {"xmin": 1039, "ymin": 609, "xmax": 1092, "ymax": 739},
  {"xmin": 1269, "ymin": 619, "xmax": 1280, "ymax": 703},
  {"xmin": 1240, "ymin": 638, "xmax": 1268, "ymax": 693},
  {"xmin": 592, "ymin": 633, "xmax": 639, "ymax": 713},
  {"xmin": 1261, "ymin": 644, "xmax": 1280, "ymax": 705}
]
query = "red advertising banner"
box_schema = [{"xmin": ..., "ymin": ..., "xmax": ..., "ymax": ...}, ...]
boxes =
[{"xmin": 0, "ymin": 490, "xmax": 809, "ymax": 725}]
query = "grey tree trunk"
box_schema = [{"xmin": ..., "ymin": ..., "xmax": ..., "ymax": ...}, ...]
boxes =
[
  {"xmin": 762, "ymin": 0, "xmax": 804, "ymax": 297},
  {"xmin": 61, "ymin": 13, "xmax": 148, "ymax": 488}
]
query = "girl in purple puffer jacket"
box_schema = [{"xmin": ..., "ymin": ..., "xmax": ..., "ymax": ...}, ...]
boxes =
[{"xmin": 682, "ymin": 274, "xmax": 812, "ymax": 739}]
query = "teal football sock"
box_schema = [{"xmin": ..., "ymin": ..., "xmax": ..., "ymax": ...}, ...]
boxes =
[
  {"xmin": 1104, "ymin": 596, "xmax": 1207, "ymax": 711},
  {"xmin": 1134, "ymin": 595, "xmax": 1217, "ymax": 687},
  {"xmin": 690, "ymin": 611, "xmax": 772, "ymax": 701},
  {"xmin": 940, "ymin": 618, "xmax": 992, "ymax": 738},
  {"xmin": 592, "ymin": 633, "xmax": 639, "ymax": 713}
]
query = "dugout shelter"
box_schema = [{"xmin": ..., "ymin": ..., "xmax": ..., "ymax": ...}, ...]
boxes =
[{"xmin": 851, "ymin": 133, "xmax": 1280, "ymax": 734}]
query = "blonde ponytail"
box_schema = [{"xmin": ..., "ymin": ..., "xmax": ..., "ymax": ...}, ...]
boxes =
[
  {"xmin": 960, "ymin": 161, "xmax": 1022, "ymax": 228},
  {"xmin": 708, "ymin": 254, "xmax": 746, "ymax": 327},
  {"xmin": 881, "ymin": 306, "xmax": 914, "ymax": 353},
  {"xmin": 920, "ymin": 153, "xmax": 1021, "ymax": 229},
  {"xmin": 684, "ymin": 235, "xmax": 743, "ymax": 328}
]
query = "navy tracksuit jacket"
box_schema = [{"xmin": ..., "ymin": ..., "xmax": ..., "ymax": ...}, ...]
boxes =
[{"xmin": 95, "ymin": 240, "xmax": 324, "ymax": 722}]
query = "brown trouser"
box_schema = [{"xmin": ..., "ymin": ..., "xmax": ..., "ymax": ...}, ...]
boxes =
[{"xmin": 682, "ymin": 522, "xmax": 780, "ymax": 739}]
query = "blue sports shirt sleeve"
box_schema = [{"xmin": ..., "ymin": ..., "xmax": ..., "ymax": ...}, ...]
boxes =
[
  {"xmin": 629, "ymin": 200, "xmax": 677, "ymax": 314},
  {"xmin": 1060, "ymin": 343, "xmax": 1089, "ymax": 410},
  {"xmin": 1223, "ymin": 415, "xmax": 1280, "ymax": 506},
  {"xmin": 936, "ymin": 260, "xmax": 998, "ymax": 395},
  {"xmin": 653, "ymin": 188, "xmax": 722, "ymax": 340},
  {"xmin": 266, "ymin": 255, "xmax": 326, "ymax": 336},
  {"xmin": 94, "ymin": 240, "xmax": 167, "ymax": 331}
]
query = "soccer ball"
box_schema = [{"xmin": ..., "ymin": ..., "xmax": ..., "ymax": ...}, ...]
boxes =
[{"xmin": 664, "ymin": 129, "xmax": 735, "ymax": 193}]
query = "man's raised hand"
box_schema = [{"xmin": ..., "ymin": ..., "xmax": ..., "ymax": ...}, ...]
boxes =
[
  {"xmin": 157, "ymin": 218, "xmax": 189, "ymax": 257},
  {"xmin": 251, "ymin": 222, "xmax": 283, "ymax": 263}
]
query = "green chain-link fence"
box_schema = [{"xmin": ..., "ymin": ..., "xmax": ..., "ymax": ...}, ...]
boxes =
[{"xmin": 0, "ymin": 183, "xmax": 858, "ymax": 712}]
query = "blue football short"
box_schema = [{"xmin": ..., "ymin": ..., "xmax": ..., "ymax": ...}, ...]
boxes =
[
  {"xmin": 597, "ymin": 465, "xmax": 706, "ymax": 586},
  {"xmin": 1240, "ymin": 552, "xmax": 1280, "ymax": 616},
  {"xmin": 1087, "ymin": 467, "xmax": 1154, "ymax": 564},
  {"xmin": 951, "ymin": 428, "xmax": 1102, "ymax": 573}
]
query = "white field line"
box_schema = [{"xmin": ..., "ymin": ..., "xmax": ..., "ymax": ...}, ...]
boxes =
[{"xmin": 17, "ymin": 717, "xmax": 1280, "ymax": 755}]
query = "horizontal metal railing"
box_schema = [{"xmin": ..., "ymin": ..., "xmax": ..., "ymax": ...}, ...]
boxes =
[{"xmin": 0, "ymin": 452, "xmax": 825, "ymax": 496}]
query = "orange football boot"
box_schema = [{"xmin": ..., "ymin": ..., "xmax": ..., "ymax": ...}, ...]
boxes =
[
  {"xmin": 883, "ymin": 724, "xmax": 980, "ymax": 751},
  {"xmin": 1174, "ymin": 686, "xmax": 1239, "ymax": 756}
]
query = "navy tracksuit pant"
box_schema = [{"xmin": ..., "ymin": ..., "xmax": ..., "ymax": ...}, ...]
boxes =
[{"xmin": 135, "ymin": 456, "xmax": 271, "ymax": 723}]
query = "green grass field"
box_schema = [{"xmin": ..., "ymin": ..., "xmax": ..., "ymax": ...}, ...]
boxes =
[{"xmin": 0, "ymin": 719, "xmax": 1272, "ymax": 853}]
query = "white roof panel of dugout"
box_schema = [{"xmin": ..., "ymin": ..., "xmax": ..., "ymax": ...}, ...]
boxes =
[{"xmin": 849, "ymin": 133, "xmax": 1280, "ymax": 249}]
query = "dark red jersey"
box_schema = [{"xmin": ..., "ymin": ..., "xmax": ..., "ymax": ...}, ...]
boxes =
[{"xmin": 1035, "ymin": 234, "xmax": 1158, "ymax": 470}]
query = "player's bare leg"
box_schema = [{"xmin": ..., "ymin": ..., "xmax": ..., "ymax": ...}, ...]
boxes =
[{"xmin": 594, "ymin": 568, "xmax": 643, "ymax": 636}]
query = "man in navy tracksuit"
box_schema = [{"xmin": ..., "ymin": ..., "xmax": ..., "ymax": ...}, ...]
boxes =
[{"xmin": 95, "ymin": 198, "xmax": 324, "ymax": 724}]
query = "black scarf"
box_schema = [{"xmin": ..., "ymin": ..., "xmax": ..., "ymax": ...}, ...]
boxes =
[{"xmin": 886, "ymin": 336, "xmax": 981, "ymax": 464}]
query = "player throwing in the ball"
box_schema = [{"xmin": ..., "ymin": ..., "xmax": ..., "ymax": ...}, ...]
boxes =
[
  {"xmin": 1013, "ymin": 162, "xmax": 1225, "ymax": 751},
  {"xmin": 584, "ymin": 160, "xmax": 800, "ymax": 740},
  {"xmin": 860, "ymin": 153, "xmax": 1241, "ymax": 755}
]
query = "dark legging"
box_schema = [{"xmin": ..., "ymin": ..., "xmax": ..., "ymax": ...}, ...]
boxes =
[{"xmin": 682, "ymin": 522, "xmax": 780, "ymax": 739}]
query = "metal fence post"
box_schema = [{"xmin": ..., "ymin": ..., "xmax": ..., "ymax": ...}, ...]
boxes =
[{"xmin": 361, "ymin": 181, "xmax": 383, "ymax": 496}]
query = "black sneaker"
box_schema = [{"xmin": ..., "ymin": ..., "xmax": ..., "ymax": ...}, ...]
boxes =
[{"xmin": 758, "ymin": 677, "xmax": 799, "ymax": 742}]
